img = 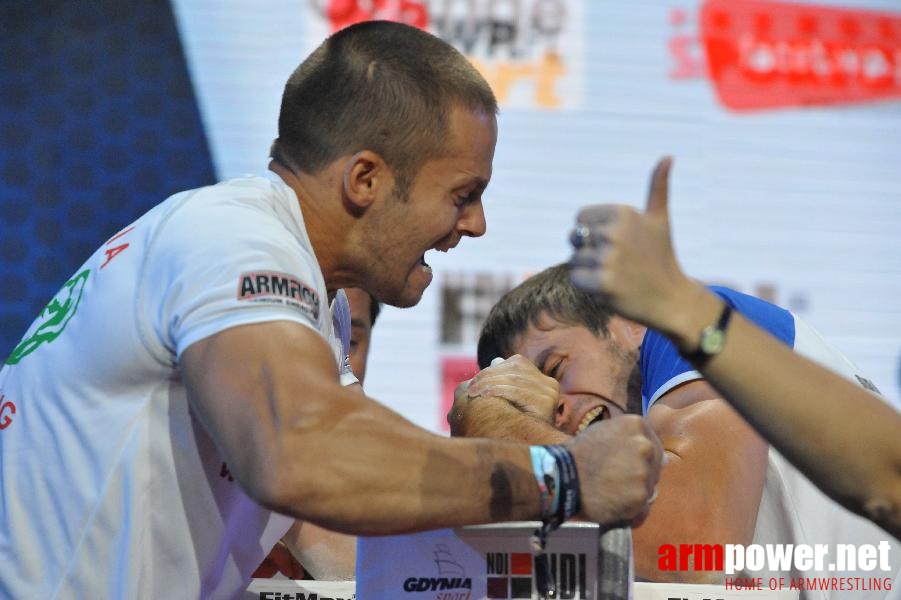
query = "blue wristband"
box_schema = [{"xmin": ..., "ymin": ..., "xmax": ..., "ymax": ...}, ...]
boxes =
[
  {"xmin": 529, "ymin": 444, "xmax": 581, "ymax": 554},
  {"xmin": 529, "ymin": 445, "xmax": 560, "ymax": 520}
]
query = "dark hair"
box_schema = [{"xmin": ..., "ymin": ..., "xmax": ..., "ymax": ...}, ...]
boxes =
[
  {"xmin": 368, "ymin": 292, "xmax": 381, "ymax": 327},
  {"xmin": 477, "ymin": 264, "xmax": 617, "ymax": 369},
  {"xmin": 271, "ymin": 20, "xmax": 497, "ymax": 189}
]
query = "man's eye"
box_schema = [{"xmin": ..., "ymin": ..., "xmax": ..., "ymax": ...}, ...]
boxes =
[
  {"xmin": 548, "ymin": 359, "xmax": 563, "ymax": 380},
  {"xmin": 455, "ymin": 190, "xmax": 481, "ymax": 207}
]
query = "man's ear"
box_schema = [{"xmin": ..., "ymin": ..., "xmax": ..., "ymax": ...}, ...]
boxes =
[
  {"xmin": 343, "ymin": 150, "xmax": 388, "ymax": 211},
  {"xmin": 610, "ymin": 316, "xmax": 647, "ymax": 350}
]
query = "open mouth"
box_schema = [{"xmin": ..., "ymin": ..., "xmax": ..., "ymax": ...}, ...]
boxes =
[
  {"xmin": 576, "ymin": 405, "xmax": 609, "ymax": 434},
  {"xmin": 420, "ymin": 243, "xmax": 454, "ymax": 272}
]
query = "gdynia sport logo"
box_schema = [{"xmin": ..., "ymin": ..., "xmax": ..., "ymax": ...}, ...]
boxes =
[{"xmin": 658, "ymin": 541, "xmax": 895, "ymax": 592}]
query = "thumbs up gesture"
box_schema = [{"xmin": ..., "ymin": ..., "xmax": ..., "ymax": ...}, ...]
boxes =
[{"xmin": 569, "ymin": 157, "xmax": 690, "ymax": 331}]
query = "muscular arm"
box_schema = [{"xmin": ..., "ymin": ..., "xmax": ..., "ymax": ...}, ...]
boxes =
[
  {"xmin": 180, "ymin": 321, "xmax": 540, "ymax": 535},
  {"xmin": 663, "ymin": 285, "xmax": 901, "ymax": 539},
  {"xmin": 451, "ymin": 357, "xmax": 767, "ymax": 582},
  {"xmin": 570, "ymin": 156, "xmax": 901, "ymax": 539},
  {"xmin": 182, "ymin": 321, "xmax": 660, "ymax": 535},
  {"xmin": 635, "ymin": 380, "xmax": 767, "ymax": 583},
  {"xmin": 450, "ymin": 398, "xmax": 569, "ymax": 444}
]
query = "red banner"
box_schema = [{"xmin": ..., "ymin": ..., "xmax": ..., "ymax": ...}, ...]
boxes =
[{"xmin": 701, "ymin": 0, "xmax": 901, "ymax": 111}]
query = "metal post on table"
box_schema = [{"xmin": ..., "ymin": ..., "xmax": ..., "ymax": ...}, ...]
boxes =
[{"xmin": 597, "ymin": 526, "xmax": 633, "ymax": 600}]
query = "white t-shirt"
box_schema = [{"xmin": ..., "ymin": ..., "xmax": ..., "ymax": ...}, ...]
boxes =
[
  {"xmin": 751, "ymin": 317, "xmax": 901, "ymax": 599},
  {"xmin": 642, "ymin": 288, "xmax": 900, "ymax": 599},
  {"xmin": 0, "ymin": 176, "xmax": 355, "ymax": 598}
]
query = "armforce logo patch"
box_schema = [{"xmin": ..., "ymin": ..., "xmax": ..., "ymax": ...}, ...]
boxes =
[{"xmin": 237, "ymin": 271, "xmax": 320, "ymax": 321}]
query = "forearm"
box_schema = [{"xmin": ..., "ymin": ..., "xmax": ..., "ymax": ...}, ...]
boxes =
[
  {"xmin": 263, "ymin": 386, "xmax": 541, "ymax": 535},
  {"xmin": 652, "ymin": 281, "xmax": 901, "ymax": 536},
  {"xmin": 688, "ymin": 304, "xmax": 900, "ymax": 535},
  {"xmin": 182, "ymin": 324, "xmax": 543, "ymax": 537},
  {"xmin": 451, "ymin": 396, "xmax": 570, "ymax": 444},
  {"xmin": 183, "ymin": 323, "xmax": 660, "ymax": 541}
]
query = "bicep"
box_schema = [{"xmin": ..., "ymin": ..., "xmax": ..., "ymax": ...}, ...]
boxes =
[
  {"xmin": 632, "ymin": 380, "xmax": 769, "ymax": 581},
  {"xmin": 179, "ymin": 320, "xmax": 342, "ymax": 502},
  {"xmin": 649, "ymin": 380, "xmax": 768, "ymax": 539}
]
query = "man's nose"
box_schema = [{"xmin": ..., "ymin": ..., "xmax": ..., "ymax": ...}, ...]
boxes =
[
  {"xmin": 458, "ymin": 199, "xmax": 486, "ymax": 238},
  {"xmin": 554, "ymin": 394, "xmax": 574, "ymax": 431}
]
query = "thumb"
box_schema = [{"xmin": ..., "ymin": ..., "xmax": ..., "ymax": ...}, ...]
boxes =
[{"xmin": 645, "ymin": 155, "xmax": 673, "ymax": 218}]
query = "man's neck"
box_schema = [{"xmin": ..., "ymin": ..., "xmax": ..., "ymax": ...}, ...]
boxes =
[{"xmin": 268, "ymin": 160, "xmax": 356, "ymax": 295}]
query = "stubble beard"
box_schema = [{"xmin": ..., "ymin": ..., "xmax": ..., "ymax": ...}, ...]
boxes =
[
  {"xmin": 358, "ymin": 178, "xmax": 422, "ymax": 308},
  {"xmin": 625, "ymin": 359, "xmax": 643, "ymax": 415}
]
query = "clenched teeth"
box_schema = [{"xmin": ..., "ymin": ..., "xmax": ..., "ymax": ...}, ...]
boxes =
[{"xmin": 576, "ymin": 405, "xmax": 608, "ymax": 433}]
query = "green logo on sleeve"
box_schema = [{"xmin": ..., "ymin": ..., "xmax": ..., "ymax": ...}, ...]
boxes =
[{"xmin": 5, "ymin": 269, "xmax": 91, "ymax": 365}]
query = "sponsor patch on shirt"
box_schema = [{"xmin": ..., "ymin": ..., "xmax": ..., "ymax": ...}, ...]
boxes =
[{"xmin": 237, "ymin": 271, "xmax": 320, "ymax": 321}]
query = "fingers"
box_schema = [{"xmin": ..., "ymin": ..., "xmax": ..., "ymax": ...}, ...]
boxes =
[
  {"xmin": 568, "ymin": 246, "xmax": 605, "ymax": 293},
  {"xmin": 453, "ymin": 378, "xmax": 473, "ymax": 399},
  {"xmin": 447, "ymin": 379, "xmax": 474, "ymax": 429},
  {"xmin": 567, "ymin": 415, "xmax": 664, "ymax": 526},
  {"xmin": 463, "ymin": 355, "xmax": 560, "ymax": 423},
  {"xmin": 568, "ymin": 206, "xmax": 620, "ymax": 294},
  {"xmin": 645, "ymin": 155, "xmax": 673, "ymax": 217},
  {"xmin": 573, "ymin": 154, "xmax": 673, "ymax": 226},
  {"xmin": 467, "ymin": 355, "xmax": 555, "ymax": 396},
  {"xmin": 642, "ymin": 415, "xmax": 665, "ymax": 473},
  {"xmin": 631, "ymin": 503, "xmax": 652, "ymax": 528},
  {"xmin": 567, "ymin": 156, "xmax": 680, "ymax": 320},
  {"xmin": 574, "ymin": 204, "xmax": 621, "ymax": 231}
]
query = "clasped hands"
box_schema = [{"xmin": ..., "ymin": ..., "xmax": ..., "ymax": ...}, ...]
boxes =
[{"xmin": 449, "ymin": 355, "xmax": 559, "ymax": 437}]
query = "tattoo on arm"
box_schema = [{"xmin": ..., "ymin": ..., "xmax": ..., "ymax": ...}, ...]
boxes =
[{"xmin": 489, "ymin": 464, "xmax": 515, "ymax": 521}]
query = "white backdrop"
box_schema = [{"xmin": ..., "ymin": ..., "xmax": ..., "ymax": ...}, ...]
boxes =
[{"xmin": 172, "ymin": 0, "xmax": 901, "ymax": 432}]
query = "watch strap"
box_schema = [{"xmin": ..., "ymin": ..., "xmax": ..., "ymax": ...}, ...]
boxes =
[{"xmin": 681, "ymin": 302, "xmax": 733, "ymax": 365}]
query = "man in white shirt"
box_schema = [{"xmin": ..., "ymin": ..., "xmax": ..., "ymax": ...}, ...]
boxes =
[{"xmin": 0, "ymin": 21, "xmax": 662, "ymax": 598}]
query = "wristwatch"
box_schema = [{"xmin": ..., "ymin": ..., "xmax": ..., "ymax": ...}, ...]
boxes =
[{"xmin": 682, "ymin": 302, "xmax": 733, "ymax": 365}]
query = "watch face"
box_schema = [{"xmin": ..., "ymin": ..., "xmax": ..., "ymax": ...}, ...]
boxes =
[{"xmin": 700, "ymin": 328, "xmax": 725, "ymax": 354}]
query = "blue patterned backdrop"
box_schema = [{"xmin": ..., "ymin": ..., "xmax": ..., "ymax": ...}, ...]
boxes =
[{"xmin": 0, "ymin": 1, "xmax": 215, "ymax": 356}]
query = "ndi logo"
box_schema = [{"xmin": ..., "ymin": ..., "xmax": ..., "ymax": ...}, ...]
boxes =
[{"xmin": 486, "ymin": 552, "xmax": 587, "ymax": 599}]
